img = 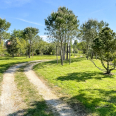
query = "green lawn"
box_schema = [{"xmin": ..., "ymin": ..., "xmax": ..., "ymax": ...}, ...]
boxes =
[
  {"xmin": 33, "ymin": 57, "xmax": 116, "ymax": 116},
  {"xmin": 0, "ymin": 55, "xmax": 56, "ymax": 95}
]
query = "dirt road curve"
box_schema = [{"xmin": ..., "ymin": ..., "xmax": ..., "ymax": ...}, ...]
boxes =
[
  {"xmin": 0, "ymin": 60, "xmax": 78, "ymax": 116},
  {"xmin": 24, "ymin": 62, "xmax": 78, "ymax": 116}
]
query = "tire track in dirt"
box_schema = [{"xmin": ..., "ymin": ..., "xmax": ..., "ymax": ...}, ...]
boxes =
[
  {"xmin": 24, "ymin": 62, "xmax": 78, "ymax": 116},
  {"xmin": 0, "ymin": 63, "xmax": 27, "ymax": 116}
]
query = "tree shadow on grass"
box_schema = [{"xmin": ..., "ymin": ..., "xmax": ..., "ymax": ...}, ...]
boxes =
[
  {"xmin": 68, "ymin": 89, "xmax": 116, "ymax": 116},
  {"xmin": 57, "ymin": 71, "xmax": 114, "ymax": 82},
  {"xmin": 8, "ymin": 101, "xmax": 54, "ymax": 116}
]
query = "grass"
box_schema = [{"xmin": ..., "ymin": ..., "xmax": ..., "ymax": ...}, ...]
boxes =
[
  {"xmin": 33, "ymin": 57, "xmax": 116, "ymax": 116},
  {"xmin": 0, "ymin": 55, "xmax": 56, "ymax": 95},
  {"xmin": 13, "ymin": 65, "xmax": 54, "ymax": 116}
]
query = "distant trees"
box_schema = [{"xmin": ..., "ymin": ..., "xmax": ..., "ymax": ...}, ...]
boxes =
[
  {"xmin": 80, "ymin": 19, "xmax": 109, "ymax": 59},
  {"xmin": 73, "ymin": 40, "xmax": 78, "ymax": 54},
  {"xmin": 45, "ymin": 6, "xmax": 79, "ymax": 65},
  {"xmin": 6, "ymin": 29, "xmax": 27, "ymax": 57},
  {"xmin": 77, "ymin": 41, "xmax": 86, "ymax": 54},
  {"xmin": 23, "ymin": 27, "xmax": 39, "ymax": 58},
  {"xmin": 6, "ymin": 37, "xmax": 19, "ymax": 57}
]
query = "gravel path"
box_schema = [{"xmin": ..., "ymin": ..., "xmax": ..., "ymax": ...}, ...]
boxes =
[
  {"xmin": 0, "ymin": 63, "xmax": 27, "ymax": 116},
  {"xmin": 0, "ymin": 60, "xmax": 78, "ymax": 116},
  {"xmin": 24, "ymin": 61, "xmax": 78, "ymax": 116}
]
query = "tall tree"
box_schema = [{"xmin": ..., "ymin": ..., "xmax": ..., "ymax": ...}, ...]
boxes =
[
  {"xmin": 80, "ymin": 19, "xmax": 109, "ymax": 59},
  {"xmin": 45, "ymin": 6, "xmax": 79, "ymax": 65},
  {"xmin": 23, "ymin": 27, "xmax": 39, "ymax": 58}
]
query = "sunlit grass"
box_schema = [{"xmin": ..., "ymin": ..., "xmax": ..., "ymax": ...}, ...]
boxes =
[{"xmin": 33, "ymin": 57, "xmax": 116, "ymax": 116}]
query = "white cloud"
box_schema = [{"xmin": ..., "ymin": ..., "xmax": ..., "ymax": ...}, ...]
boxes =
[{"xmin": 16, "ymin": 18, "xmax": 44, "ymax": 26}]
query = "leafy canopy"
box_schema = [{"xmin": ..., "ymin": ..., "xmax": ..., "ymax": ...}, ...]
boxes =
[{"xmin": 92, "ymin": 27, "xmax": 116, "ymax": 74}]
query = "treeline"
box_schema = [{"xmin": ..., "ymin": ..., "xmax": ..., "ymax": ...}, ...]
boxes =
[{"xmin": 0, "ymin": 21, "xmax": 56, "ymax": 57}]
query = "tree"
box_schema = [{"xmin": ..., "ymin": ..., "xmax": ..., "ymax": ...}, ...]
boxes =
[
  {"xmin": 10, "ymin": 29, "xmax": 26, "ymax": 56},
  {"xmin": 91, "ymin": 27, "xmax": 116, "ymax": 74},
  {"xmin": 45, "ymin": 6, "xmax": 79, "ymax": 65},
  {"xmin": 6, "ymin": 37, "xmax": 19, "ymax": 57},
  {"xmin": 80, "ymin": 19, "xmax": 109, "ymax": 59},
  {"xmin": 0, "ymin": 18, "xmax": 11, "ymax": 43},
  {"xmin": 23, "ymin": 27, "xmax": 39, "ymax": 58}
]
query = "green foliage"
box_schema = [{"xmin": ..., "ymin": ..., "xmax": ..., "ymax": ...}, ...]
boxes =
[
  {"xmin": 0, "ymin": 40, "xmax": 6, "ymax": 56},
  {"xmin": 6, "ymin": 37, "xmax": 19, "ymax": 57},
  {"xmin": 6, "ymin": 29, "xmax": 27, "ymax": 57},
  {"xmin": 92, "ymin": 27, "xmax": 116, "ymax": 74},
  {"xmin": 23, "ymin": 27, "xmax": 39, "ymax": 41},
  {"xmin": 80, "ymin": 19, "xmax": 109, "ymax": 58},
  {"xmin": 0, "ymin": 18, "xmax": 11, "ymax": 42},
  {"xmin": 77, "ymin": 41, "xmax": 86, "ymax": 54},
  {"xmin": 45, "ymin": 6, "xmax": 79, "ymax": 65},
  {"xmin": 23, "ymin": 27, "xmax": 39, "ymax": 58}
]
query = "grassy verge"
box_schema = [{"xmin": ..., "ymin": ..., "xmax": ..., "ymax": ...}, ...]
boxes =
[
  {"xmin": 14, "ymin": 65, "xmax": 54, "ymax": 116},
  {"xmin": 33, "ymin": 57, "xmax": 116, "ymax": 116},
  {"xmin": 0, "ymin": 55, "xmax": 56, "ymax": 95}
]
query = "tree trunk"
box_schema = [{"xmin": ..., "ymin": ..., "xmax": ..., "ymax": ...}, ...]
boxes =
[
  {"xmin": 32, "ymin": 47, "xmax": 33, "ymax": 58},
  {"xmin": 12, "ymin": 52, "xmax": 14, "ymax": 57},
  {"xmin": 86, "ymin": 45, "xmax": 89, "ymax": 60},
  {"xmin": 26, "ymin": 49, "xmax": 28, "ymax": 58},
  {"xmin": 69, "ymin": 45, "xmax": 71, "ymax": 64},
  {"xmin": 56, "ymin": 46, "xmax": 58, "ymax": 64},
  {"xmin": 20, "ymin": 49, "xmax": 21, "ymax": 57},
  {"xmin": 29, "ymin": 41, "xmax": 31, "ymax": 58},
  {"xmin": 66, "ymin": 43, "xmax": 68, "ymax": 60},
  {"xmin": 96, "ymin": 53, "xmax": 97, "ymax": 60},
  {"xmin": 63, "ymin": 45, "xmax": 65, "ymax": 60},
  {"xmin": 106, "ymin": 69, "xmax": 111, "ymax": 74},
  {"xmin": 61, "ymin": 41, "xmax": 63, "ymax": 66},
  {"xmin": 26, "ymin": 40, "xmax": 27, "ymax": 58},
  {"xmin": 106, "ymin": 61, "xmax": 110, "ymax": 74}
]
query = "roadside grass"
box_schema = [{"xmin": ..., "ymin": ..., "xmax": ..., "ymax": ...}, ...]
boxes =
[
  {"xmin": 13, "ymin": 65, "xmax": 54, "ymax": 116},
  {"xmin": 33, "ymin": 57, "xmax": 116, "ymax": 116},
  {"xmin": 0, "ymin": 55, "xmax": 56, "ymax": 95}
]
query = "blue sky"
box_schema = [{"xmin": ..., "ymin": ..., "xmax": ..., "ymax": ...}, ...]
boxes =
[{"xmin": 0, "ymin": 0, "xmax": 116, "ymax": 41}]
